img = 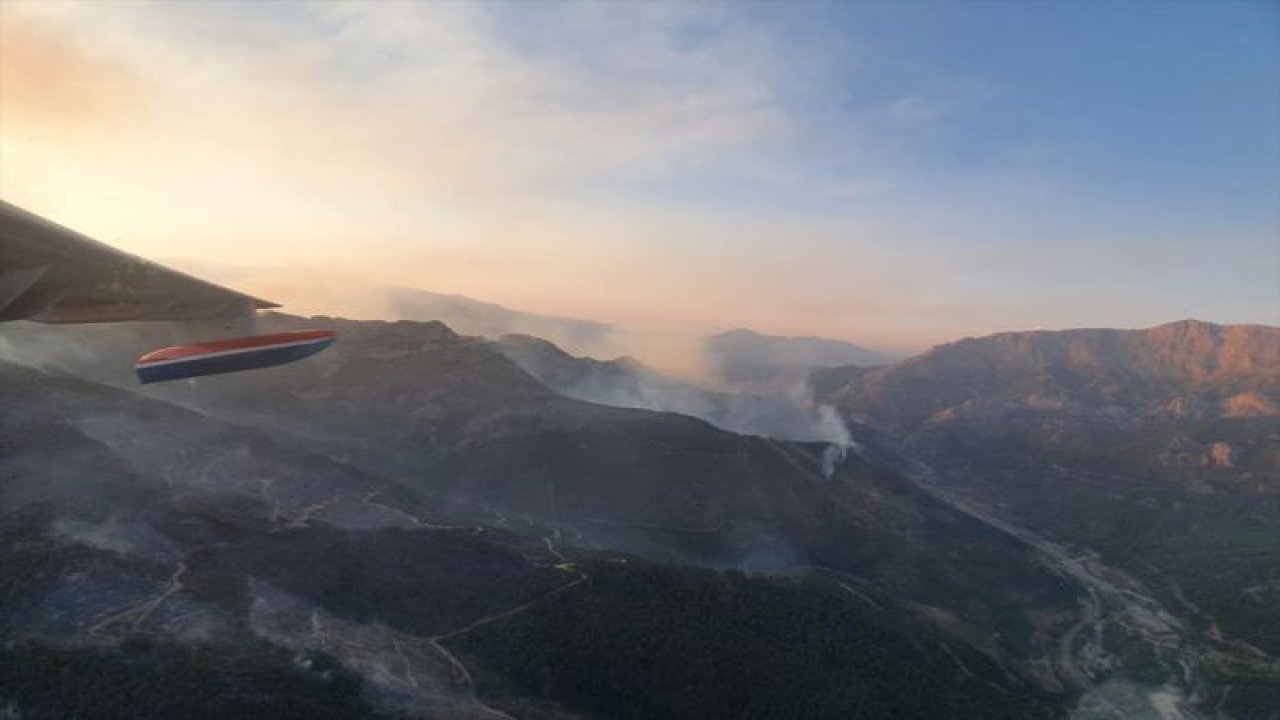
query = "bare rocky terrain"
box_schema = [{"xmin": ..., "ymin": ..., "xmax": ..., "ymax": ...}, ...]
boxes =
[{"xmin": 812, "ymin": 320, "xmax": 1280, "ymax": 719}]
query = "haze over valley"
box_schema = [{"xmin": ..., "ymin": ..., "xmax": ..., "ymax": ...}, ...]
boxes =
[
  {"xmin": 3, "ymin": 311, "xmax": 1278, "ymax": 718},
  {"xmin": 2, "ymin": 1, "xmax": 1277, "ymax": 718}
]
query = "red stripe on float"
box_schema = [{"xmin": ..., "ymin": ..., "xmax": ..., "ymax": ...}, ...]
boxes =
[{"xmin": 135, "ymin": 330, "xmax": 336, "ymax": 366}]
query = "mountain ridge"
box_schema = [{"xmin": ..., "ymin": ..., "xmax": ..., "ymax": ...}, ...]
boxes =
[
  {"xmin": 817, "ymin": 319, "xmax": 1279, "ymax": 434},
  {"xmin": 706, "ymin": 327, "xmax": 897, "ymax": 390}
]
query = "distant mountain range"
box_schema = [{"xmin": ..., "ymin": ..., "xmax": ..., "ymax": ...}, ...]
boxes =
[
  {"xmin": 160, "ymin": 264, "xmax": 898, "ymax": 382},
  {"xmin": 183, "ymin": 261, "xmax": 618, "ymax": 353},
  {"xmin": 384, "ymin": 289, "xmax": 903, "ymax": 389},
  {"xmin": 706, "ymin": 328, "xmax": 897, "ymax": 390},
  {"xmin": 384, "ymin": 286, "xmax": 613, "ymax": 351}
]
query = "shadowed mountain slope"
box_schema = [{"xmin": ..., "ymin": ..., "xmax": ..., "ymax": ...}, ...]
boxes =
[
  {"xmin": 0, "ymin": 356, "xmax": 1070, "ymax": 718},
  {"xmin": 2, "ymin": 316, "xmax": 1086, "ymax": 690}
]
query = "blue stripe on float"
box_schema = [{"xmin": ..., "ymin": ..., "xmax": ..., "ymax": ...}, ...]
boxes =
[{"xmin": 136, "ymin": 337, "xmax": 333, "ymax": 384}]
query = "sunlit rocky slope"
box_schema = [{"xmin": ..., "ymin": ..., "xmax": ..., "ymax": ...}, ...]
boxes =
[{"xmin": 812, "ymin": 319, "xmax": 1280, "ymax": 718}]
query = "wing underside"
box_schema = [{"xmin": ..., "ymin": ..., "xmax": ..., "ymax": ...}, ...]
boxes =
[{"xmin": 0, "ymin": 199, "xmax": 277, "ymax": 324}]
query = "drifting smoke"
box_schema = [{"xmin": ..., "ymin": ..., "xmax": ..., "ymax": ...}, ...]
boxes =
[
  {"xmin": 0, "ymin": 319, "xmax": 172, "ymax": 388},
  {"xmin": 495, "ymin": 333, "xmax": 861, "ymax": 474},
  {"xmin": 816, "ymin": 405, "xmax": 855, "ymax": 479},
  {"xmin": 3, "ymin": 274, "xmax": 868, "ymax": 479},
  {"xmin": 49, "ymin": 514, "xmax": 179, "ymax": 561},
  {"xmin": 149, "ymin": 262, "xmax": 898, "ymax": 390},
  {"xmin": 163, "ymin": 262, "xmax": 633, "ymax": 362},
  {"xmin": 0, "ymin": 323, "xmax": 97, "ymax": 370}
]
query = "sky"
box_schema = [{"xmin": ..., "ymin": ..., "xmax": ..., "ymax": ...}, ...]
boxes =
[{"xmin": 1, "ymin": 0, "xmax": 1277, "ymax": 354}]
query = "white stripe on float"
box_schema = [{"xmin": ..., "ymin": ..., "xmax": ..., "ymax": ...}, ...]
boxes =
[{"xmin": 136, "ymin": 337, "xmax": 331, "ymax": 368}]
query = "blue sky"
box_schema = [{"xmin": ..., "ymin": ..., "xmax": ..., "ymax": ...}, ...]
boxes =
[
  {"xmin": 599, "ymin": 1, "xmax": 1279, "ymax": 238},
  {"xmin": 836, "ymin": 1, "xmax": 1279, "ymax": 219},
  {"xmin": 1, "ymin": 0, "xmax": 1276, "ymax": 352}
]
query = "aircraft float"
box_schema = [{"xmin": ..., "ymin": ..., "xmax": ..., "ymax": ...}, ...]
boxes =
[{"xmin": 0, "ymin": 199, "xmax": 335, "ymax": 383}]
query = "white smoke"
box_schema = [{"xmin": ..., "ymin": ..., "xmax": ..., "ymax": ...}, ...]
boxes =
[
  {"xmin": 498, "ymin": 335, "xmax": 865, "ymax": 471},
  {"xmin": 815, "ymin": 404, "xmax": 856, "ymax": 478}
]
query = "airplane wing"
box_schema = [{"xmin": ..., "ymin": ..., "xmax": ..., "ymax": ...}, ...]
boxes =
[
  {"xmin": 0, "ymin": 198, "xmax": 276, "ymax": 324},
  {"xmin": 0, "ymin": 198, "xmax": 334, "ymax": 382}
]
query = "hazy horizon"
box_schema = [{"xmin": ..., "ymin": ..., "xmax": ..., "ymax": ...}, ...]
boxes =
[
  {"xmin": 2, "ymin": 1, "xmax": 1276, "ymax": 352},
  {"xmin": 166, "ymin": 255, "xmax": 1276, "ymax": 351}
]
